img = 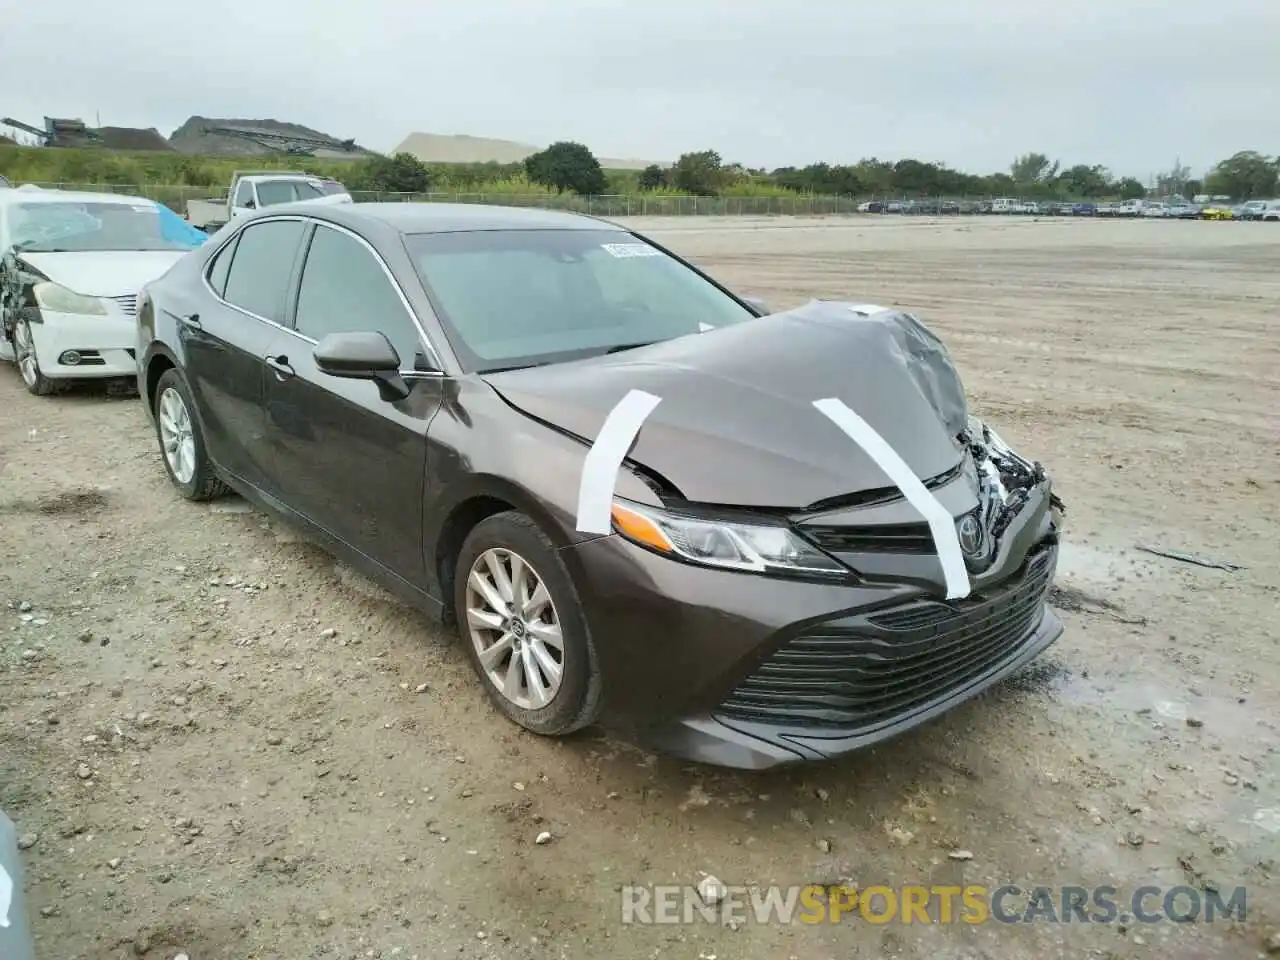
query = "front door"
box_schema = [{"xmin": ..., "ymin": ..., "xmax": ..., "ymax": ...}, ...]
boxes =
[
  {"xmin": 261, "ymin": 223, "xmax": 444, "ymax": 586},
  {"xmin": 183, "ymin": 218, "xmax": 307, "ymax": 489}
]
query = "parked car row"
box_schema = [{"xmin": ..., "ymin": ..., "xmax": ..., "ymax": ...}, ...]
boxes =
[
  {"xmin": 855, "ymin": 196, "xmax": 1280, "ymax": 220},
  {"xmin": 2, "ymin": 186, "xmax": 1066, "ymax": 772}
]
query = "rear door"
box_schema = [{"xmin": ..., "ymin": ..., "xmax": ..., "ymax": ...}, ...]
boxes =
[
  {"xmin": 182, "ymin": 217, "xmax": 307, "ymax": 489},
  {"xmin": 261, "ymin": 222, "xmax": 444, "ymax": 584}
]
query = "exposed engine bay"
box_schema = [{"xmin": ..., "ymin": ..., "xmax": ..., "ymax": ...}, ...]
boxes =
[{"xmin": 963, "ymin": 416, "xmax": 1066, "ymax": 547}]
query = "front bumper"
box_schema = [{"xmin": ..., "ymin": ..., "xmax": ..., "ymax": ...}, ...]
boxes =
[
  {"xmin": 27, "ymin": 312, "xmax": 136, "ymax": 379},
  {"xmin": 562, "ymin": 525, "xmax": 1062, "ymax": 770}
]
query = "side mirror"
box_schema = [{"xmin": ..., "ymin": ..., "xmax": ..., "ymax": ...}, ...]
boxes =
[
  {"xmin": 314, "ymin": 331, "xmax": 410, "ymax": 402},
  {"xmin": 742, "ymin": 296, "xmax": 770, "ymax": 316},
  {"xmin": 241, "ymin": 197, "xmax": 256, "ymax": 209}
]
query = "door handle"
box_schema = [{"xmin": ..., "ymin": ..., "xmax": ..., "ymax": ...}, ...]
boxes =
[
  {"xmin": 265, "ymin": 354, "xmax": 295, "ymax": 379},
  {"xmin": 180, "ymin": 313, "xmax": 201, "ymax": 329}
]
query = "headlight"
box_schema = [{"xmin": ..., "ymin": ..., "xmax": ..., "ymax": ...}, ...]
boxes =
[
  {"xmin": 32, "ymin": 282, "xmax": 107, "ymax": 316},
  {"xmin": 609, "ymin": 500, "xmax": 846, "ymax": 577}
]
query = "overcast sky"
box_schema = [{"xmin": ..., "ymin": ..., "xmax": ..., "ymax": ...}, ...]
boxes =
[{"xmin": 5, "ymin": 0, "xmax": 1277, "ymax": 178}]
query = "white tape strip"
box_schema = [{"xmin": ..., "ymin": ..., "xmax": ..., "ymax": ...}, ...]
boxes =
[
  {"xmin": 575, "ymin": 390, "xmax": 662, "ymax": 534},
  {"xmin": 849, "ymin": 304, "xmax": 889, "ymax": 316},
  {"xmin": 813, "ymin": 398, "xmax": 971, "ymax": 599},
  {"xmin": 0, "ymin": 862, "xmax": 11, "ymax": 928}
]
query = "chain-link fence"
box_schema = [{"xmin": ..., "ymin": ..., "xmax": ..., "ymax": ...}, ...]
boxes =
[{"xmin": 24, "ymin": 183, "xmax": 1123, "ymax": 217}]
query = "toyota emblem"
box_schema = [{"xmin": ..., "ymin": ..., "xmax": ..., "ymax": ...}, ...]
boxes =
[{"xmin": 956, "ymin": 514, "xmax": 984, "ymax": 557}]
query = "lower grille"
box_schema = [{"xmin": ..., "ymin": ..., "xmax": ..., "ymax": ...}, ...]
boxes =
[{"xmin": 717, "ymin": 546, "xmax": 1055, "ymax": 732}]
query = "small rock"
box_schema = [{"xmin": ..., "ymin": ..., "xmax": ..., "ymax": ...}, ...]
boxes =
[
  {"xmin": 698, "ymin": 874, "xmax": 728, "ymax": 904},
  {"xmin": 18, "ymin": 600, "xmax": 32, "ymax": 612},
  {"xmin": 814, "ymin": 788, "xmax": 830, "ymax": 802},
  {"xmin": 320, "ymin": 628, "xmax": 338, "ymax": 639},
  {"xmin": 1186, "ymin": 716, "xmax": 1204, "ymax": 728},
  {"xmin": 1224, "ymin": 773, "xmax": 1239, "ymax": 786},
  {"xmin": 266, "ymin": 733, "xmax": 283, "ymax": 746},
  {"xmin": 39, "ymin": 905, "xmax": 59, "ymax": 918},
  {"xmin": 315, "ymin": 910, "xmax": 334, "ymax": 927},
  {"xmin": 948, "ymin": 849, "xmax": 974, "ymax": 861},
  {"xmin": 534, "ymin": 831, "xmax": 553, "ymax": 845},
  {"xmin": 17, "ymin": 832, "xmax": 38, "ymax": 851},
  {"xmin": 414, "ymin": 683, "xmax": 428, "ymax": 693},
  {"xmin": 76, "ymin": 764, "xmax": 93, "ymax": 780},
  {"xmin": 1264, "ymin": 930, "xmax": 1280, "ymax": 953},
  {"xmin": 1125, "ymin": 832, "xmax": 1145, "ymax": 848},
  {"xmin": 21, "ymin": 649, "xmax": 39, "ymax": 662},
  {"xmin": 817, "ymin": 839, "xmax": 832, "ymax": 853},
  {"xmin": 77, "ymin": 629, "xmax": 94, "ymax": 644},
  {"xmin": 174, "ymin": 954, "xmax": 191, "ymax": 960},
  {"xmin": 108, "ymin": 857, "xmax": 122, "ymax": 870}
]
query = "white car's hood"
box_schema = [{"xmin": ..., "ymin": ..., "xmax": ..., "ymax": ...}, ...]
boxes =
[{"xmin": 18, "ymin": 251, "xmax": 188, "ymax": 297}]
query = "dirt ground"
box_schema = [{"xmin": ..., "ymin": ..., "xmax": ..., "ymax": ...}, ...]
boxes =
[{"xmin": 2, "ymin": 215, "xmax": 1278, "ymax": 960}]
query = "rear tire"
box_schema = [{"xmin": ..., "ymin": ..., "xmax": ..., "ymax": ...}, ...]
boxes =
[
  {"xmin": 454, "ymin": 511, "xmax": 602, "ymax": 736},
  {"xmin": 152, "ymin": 368, "xmax": 228, "ymax": 501}
]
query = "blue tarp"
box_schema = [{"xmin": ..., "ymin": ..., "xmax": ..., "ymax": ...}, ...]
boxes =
[{"xmin": 155, "ymin": 202, "xmax": 209, "ymax": 248}]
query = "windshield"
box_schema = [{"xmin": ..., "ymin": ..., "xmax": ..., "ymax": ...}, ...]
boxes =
[
  {"xmin": 317, "ymin": 180, "xmax": 348, "ymax": 196},
  {"xmin": 407, "ymin": 229, "xmax": 757, "ymax": 372},
  {"xmin": 255, "ymin": 179, "xmax": 326, "ymax": 206},
  {"xmin": 8, "ymin": 200, "xmax": 207, "ymax": 252}
]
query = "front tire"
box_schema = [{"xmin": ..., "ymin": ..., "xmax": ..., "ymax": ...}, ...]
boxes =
[
  {"xmin": 13, "ymin": 319, "xmax": 57, "ymax": 396},
  {"xmin": 454, "ymin": 511, "xmax": 602, "ymax": 736},
  {"xmin": 152, "ymin": 368, "xmax": 228, "ymax": 501}
]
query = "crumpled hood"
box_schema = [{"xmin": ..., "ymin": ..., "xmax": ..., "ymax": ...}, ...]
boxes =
[
  {"xmin": 482, "ymin": 300, "xmax": 971, "ymax": 509},
  {"xmin": 18, "ymin": 251, "xmax": 187, "ymax": 297}
]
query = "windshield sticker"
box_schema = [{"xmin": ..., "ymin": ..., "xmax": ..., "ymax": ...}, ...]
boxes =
[{"xmin": 601, "ymin": 243, "xmax": 662, "ymax": 259}]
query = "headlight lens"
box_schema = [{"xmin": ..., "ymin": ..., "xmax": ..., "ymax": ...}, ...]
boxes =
[
  {"xmin": 33, "ymin": 282, "xmax": 107, "ymax": 316},
  {"xmin": 610, "ymin": 500, "xmax": 846, "ymax": 576}
]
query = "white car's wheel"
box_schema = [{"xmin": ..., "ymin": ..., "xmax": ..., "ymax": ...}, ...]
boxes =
[{"xmin": 12, "ymin": 319, "xmax": 56, "ymax": 396}]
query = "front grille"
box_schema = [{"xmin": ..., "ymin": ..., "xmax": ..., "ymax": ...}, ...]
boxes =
[
  {"xmin": 108, "ymin": 295, "xmax": 137, "ymax": 317},
  {"xmin": 717, "ymin": 546, "xmax": 1054, "ymax": 732},
  {"xmin": 804, "ymin": 521, "xmax": 934, "ymax": 554}
]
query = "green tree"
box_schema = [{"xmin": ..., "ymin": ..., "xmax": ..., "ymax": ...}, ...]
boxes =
[
  {"xmin": 638, "ymin": 164, "xmax": 665, "ymax": 190},
  {"xmin": 1115, "ymin": 177, "xmax": 1146, "ymax": 200},
  {"xmin": 1184, "ymin": 179, "xmax": 1203, "ymax": 199},
  {"xmin": 1010, "ymin": 152, "xmax": 1059, "ymax": 185},
  {"xmin": 1055, "ymin": 164, "xmax": 1111, "ymax": 198},
  {"xmin": 670, "ymin": 150, "xmax": 724, "ymax": 195},
  {"xmin": 350, "ymin": 152, "xmax": 433, "ymax": 193},
  {"xmin": 523, "ymin": 141, "xmax": 607, "ymax": 195},
  {"xmin": 1204, "ymin": 150, "xmax": 1278, "ymax": 199}
]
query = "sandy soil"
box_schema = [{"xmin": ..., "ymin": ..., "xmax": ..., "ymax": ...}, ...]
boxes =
[{"xmin": 2, "ymin": 215, "xmax": 1278, "ymax": 960}]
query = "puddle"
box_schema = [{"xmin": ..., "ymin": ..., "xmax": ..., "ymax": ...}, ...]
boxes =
[
  {"xmin": 1054, "ymin": 541, "xmax": 1160, "ymax": 587},
  {"xmin": 1050, "ymin": 673, "xmax": 1263, "ymax": 734}
]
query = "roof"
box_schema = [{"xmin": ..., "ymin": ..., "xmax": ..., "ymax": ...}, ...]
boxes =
[
  {"xmin": 279, "ymin": 201, "xmax": 618, "ymax": 235},
  {"xmin": 0, "ymin": 187, "xmax": 155, "ymax": 207}
]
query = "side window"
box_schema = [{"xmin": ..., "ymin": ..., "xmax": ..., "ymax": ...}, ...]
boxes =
[
  {"xmin": 294, "ymin": 226, "xmax": 426, "ymax": 370},
  {"xmin": 205, "ymin": 234, "xmax": 239, "ymax": 297},
  {"xmin": 233, "ymin": 180, "xmax": 254, "ymax": 207},
  {"xmin": 221, "ymin": 220, "xmax": 306, "ymax": 323}
]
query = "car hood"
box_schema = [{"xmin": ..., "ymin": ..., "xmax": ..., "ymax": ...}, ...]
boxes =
[
  {"xmin": 482, "ymin": 300, "xmax": 970, "ymax": 509},
  {"xmin": 17, "ymin": 251, "xmax": 188, "ymax": 297}
]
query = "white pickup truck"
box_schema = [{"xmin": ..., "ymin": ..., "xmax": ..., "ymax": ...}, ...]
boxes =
[{"xmin": 186, "ymin": 171, "xmax": 353, "ymax": 231}]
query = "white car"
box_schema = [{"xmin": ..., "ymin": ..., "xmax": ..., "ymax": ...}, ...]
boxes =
[{"xmin": 0, "ymin": 188, "xmax": 207, "ymax": 395}]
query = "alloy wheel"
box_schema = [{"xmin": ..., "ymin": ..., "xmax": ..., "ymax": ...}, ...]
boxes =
[
  {"xmin": 157, "ymin": 386, "xmax": 197, "ymax": 484},
  {"xmin": 464, "ymin": 547, "xmax": 565, "ymax": 710},
  {"xmin": 14, "ymin": 321, "xmax": 38, "ymax": 388}
]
